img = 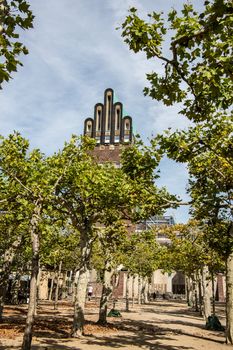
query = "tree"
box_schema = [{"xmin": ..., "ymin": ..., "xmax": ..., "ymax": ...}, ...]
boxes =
[
  {"xmin": 53, "ymin": 136, "xmax": 179, "ymax": 336},
  {"xmin": 40, "ymin": 223, "xmax": 81, "ymax": 308},
  {"xmin": 121, "ymin": 0, "xmax": 233, "ymax": 342},
  {"xmin": 156, "ymin": 221, "xmax": 224, "ymax": 319},
  {"xmin": 0, "ymin": 132, "xmax": 71, "ymax": 350},
  {"xmin": 121, "ymin": 230, "xmax": 163, "ymax": 306},
  {"xmin": 121, "ymin": 1, "xmax": 233, "ymax": 121},
  {"xmin": 51, "ymin": 137, "xmax": 137, "ymax": 337},
  {"xmin": 0, "ymin": 0, "xmax": 34, "ymax": 87},
  {"xmin": 91, "ymin": 221, "xmax": 127, "ymax": 324}
]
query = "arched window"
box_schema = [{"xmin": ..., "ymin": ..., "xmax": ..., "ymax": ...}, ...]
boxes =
[
  {"xmin": 105, "ymin": 93, "xmax": 112, "ymax": 132},
  {"xmin": 115, "ymin": 108, "xmax": 120, "ymax": 130},
  {"xmin": 85, "ymin": 119, "xmax": 93, "ymax": 137},
  {"xmin": 87, "ymin": 121, "xmax": 92, "ymax": 132},
  {"xmin": 123, "ymin": 117, "xmax": 131, "ymax": 143}
]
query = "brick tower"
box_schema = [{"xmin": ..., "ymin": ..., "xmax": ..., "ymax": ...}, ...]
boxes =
[{"xmin": 83, "ymin": 88, "xmax": 134, "ymax": 299}]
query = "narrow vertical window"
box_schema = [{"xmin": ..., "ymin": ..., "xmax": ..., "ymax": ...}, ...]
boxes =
[
  {"xmin": 107, "ymin": 95, "xmax": 111, "ymax": 130},
  {"xmin": 116, "ymin": 108, "xmax": 120, "ymax": 130},
  {"xmin": 98, "ymin": 110, "xmax": 101, "ymax": 130}
]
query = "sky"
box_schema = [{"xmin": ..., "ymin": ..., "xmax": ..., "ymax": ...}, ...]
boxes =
[{"xmin": 0, "ymin": 0, "xmax": 205, "ymax": 223}]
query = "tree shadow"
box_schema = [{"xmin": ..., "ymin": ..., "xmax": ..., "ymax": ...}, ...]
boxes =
[
  {"xmin": 0, "ymin": 342, "xmax": 82, "ymax": 350},
  {"xmin": 111, "ymin": 318, "xmax": 225, "ymax": 344},
  {"xmin": 84, "ymin": 333, "xmax": 193, "ymax": 350},
  {"xmin": 0, "ymin": 301, "xmax": 226, "ymax": 349}
]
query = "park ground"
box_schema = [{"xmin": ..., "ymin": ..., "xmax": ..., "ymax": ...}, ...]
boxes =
[{"xmin": 0, "ymin": 299, "xmax": 229, "ymax": 350}]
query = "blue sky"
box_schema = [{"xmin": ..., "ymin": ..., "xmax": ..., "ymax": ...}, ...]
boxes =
[{"xmin": 0, "ymin": 0, "xmax": 204, "ymax": 223}]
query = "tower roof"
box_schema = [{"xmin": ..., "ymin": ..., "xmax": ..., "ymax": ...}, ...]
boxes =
[{"xmin": 83, "ymin": 88, "xmax": 133, "ymax": 146}]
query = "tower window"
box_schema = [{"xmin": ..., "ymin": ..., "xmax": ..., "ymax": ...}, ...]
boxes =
[
  {"xmin": 106, "ymin": 94, "xmax": 111, "ymax": 131},
  {"xmin": 116, "ymin": 108, "xmax": 120, "ymax": 130},
  {"xmin": 86, "ymin": 121, "xmax": 92, "ymax": 134},
  {"xmin": 97, "ymin": 110, "xmax": 101, "ymax": 130},
  {"xmin": 125, "ymin": 120, "xmax": 130, "ymax": 130}
]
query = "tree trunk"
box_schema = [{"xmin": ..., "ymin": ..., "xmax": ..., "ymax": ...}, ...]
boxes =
[
  {"xmin": 141, "ymin": 279, "xmax": 145, "ymax": 304},
  {"xmin": 21, "ymin": 202, "xmax": 41, "ymax": 350},
  {"xmin": 98, "ymin": 268, "xmax": 113, "ymax": 324},
  {"xmin": 62, "ymin": 270, "xmax": 67, "ymax": 300},
  {"xmin": 71, "ymin": 231, "xmax": 92, "ymax": 338},
  {"xmin": 125, "ymin": 272, "xmax": 130, "ymax": 312},
  {"xmin": 211, "ymin": 272, "xmax": 215, "ymax": 316},
  {"xmin": 138, "ymin": 276, "xmax": 142, "ymax": 305},
  {"xmin": 48, "ymin": 275, "xmax": 54, "ymax": 301},
  {"xmin": 226, "ymin": 251, "xmax": 233, "ymax": 344},
  {"xmin": 54, "ymin": 261, "xmax": 62, "ymax": 310},
  {"xmin": 192, "ymin": 278, "xmax": 199, "ymax": 312},
  {"xmin": 132, "ymin": 275, "xmax": 135, "ymax": 308},
  {"xmin": 0, "ymin": 235, "xmax": 22, "ymax": 320},
  {"xmin": 68, "ymin": 270, "xmax": 74, "ymax": 296},
  {"xmin": 143, "ymin": 278, "xmax": 149, "ymax": 304},
  {"xmin": 72, "ymin": 270, "xmax": 78, "ymax": 303},
  {"xmin": 198, "ymin": 278, "xmax": 203, "ymax": 317},
  {"xmin": 34, "ymin": 267, "xmax": 42, "ymax": 316},
  {"xmin": 11, "ymin": 273, "xmax": 21, "ymax": 305},
  {"xmin": 71, "ymin": 266, "xmax": 89, "ymax": 337},
  {"xmin": 201, "ymin": 266, "xmax": 211, "ymax": 321},
  {"xmin": 186, "ymin": 276, "xmax": 192, "ymax": 306}
]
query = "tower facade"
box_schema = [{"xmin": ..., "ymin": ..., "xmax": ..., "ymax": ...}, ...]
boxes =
[{"xmin": 83, "ymin": 88, "xmax": 133, "ymax": 164}]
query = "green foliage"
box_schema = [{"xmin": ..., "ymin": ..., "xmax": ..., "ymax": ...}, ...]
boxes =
[
  {"xmin": 0, "ymin": 0, "xmax": 34, "ymax": 87},
  {"xmin": 121, "ymin": 1, "xmax": 233, "ymax": 259},
  {"xmin": 121, "ymin": 1, "xmax": 233, "ymax": 121},
  {"xmin": 157, "ymin": 113, "xmax": 233, "ymax": 221},
  {"xmin": 91, "ymin": 221, "xmax": 127, "ymax": 274},
  {"xmin": 154, "ymin": 221, "xmax": 224, "ymax": 277},
  {"xmin": 40, "ymin": 223, "xmax": 81, "ymax": 271},
  {"xmin": 120, "ymin": 138, "xmax": 180, "ymax": 221},
  {"xmin": 0, "ymin": 132, "xmax": 180, "ymax": 286},
  {"xmin": 121, "ymin": 230, "xmax": 164, "ymax": 278}
]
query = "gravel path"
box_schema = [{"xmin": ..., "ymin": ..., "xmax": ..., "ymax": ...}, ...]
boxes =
[{"xmin": 0, "ymin": 300, "xmax": 228, "ymax": 350}]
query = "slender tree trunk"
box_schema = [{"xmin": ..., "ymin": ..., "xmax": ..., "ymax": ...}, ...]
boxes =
[
  {"xmin": 211, "ymin": 272, "xmax": 215, "ymax": 316},
  {"xmin": 193, "ymin": 277, "xmax": 199, "ymax": 312},
  {"xmin": 48, "ymin": 274, "xmax": 54, "ymax": 301},
  {"xmin": 186, "ymin": 276, "xmax": 192, "ymax": 306},
  {"xmin": 138, "ymin": 276, "xmax": 142, "ymax": 305},
  {"xmin": 21, "ymin": 202, "xmax": 41, "ymax": 350},
  {"xmin": 0, "ymin": 235, "xmax": 22, "ymax": 320},
  {"xmin": 54, "ymin": 261, "xmax": 62, "ymax": 310},
  {"xmin": 68, "ymin": 270, "xmax": 74, "ymax": 296},
  {"xmin": 0, "ymin": 285, "xmax": 7, "ymax": 320},
  {"xmin": 144, "ymin": 278, "xmax": 149, "ymax": 304},
  {"xmin": 141, "ymin": 279, "xmax": 145, "ymax": 304},
  {"xmin": 125, "ymin": 272, "xmax": 130, "ymax": 312},
  {"xmin": 71, "ymin": 266, "xmax": 89, "ymax": 337},
  {"xmin": 11, "ymin": 273, "xmax": 21, "ymax": 304},
  {"xmin": 98, "ymin": 268, "xmax": 113, "ymax": 324},
  {"xmin": 34, "ymin": 267, "xmax": 42, "ymax": 316},
  {"xmin": 71, "ymin": 232, "xmax": 92, "ymax": 337},
  {"xmin": 198, "ymin": 278, "xmax": 203, "ymax": 317},
  {"xmin": 72, "ymin": 270, "xmax": 78, "ymax": 303},
  {"xmin": 201, "ymin": 266, "xmax": 211, "ymax": 321},
  {"xmin": 62, "ymin": 270, "xmax": 67, "ymax": 300},
  {"xmin": 226, "ymin": 251, "xmax": 233, "ymax": 344},
  {"xmin": 132, "ymin": 275, "xmax": 135, "ymax": 308}
]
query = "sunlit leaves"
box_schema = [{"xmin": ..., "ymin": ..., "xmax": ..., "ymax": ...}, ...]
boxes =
[
  {"xmin": 121, "ymin": 1, "xmax": 233, "ymax": 121},
  {"xmin": 0, "ymin": 0, "xmax": 34, "ymax": 87}
]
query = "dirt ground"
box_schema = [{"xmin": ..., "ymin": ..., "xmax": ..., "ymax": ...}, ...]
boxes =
[{"xmin": 0, "ymin": 299, "xmax": 230, "ymax": 350}]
